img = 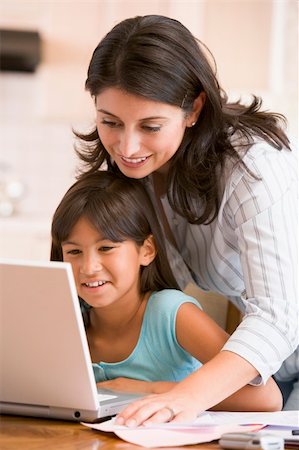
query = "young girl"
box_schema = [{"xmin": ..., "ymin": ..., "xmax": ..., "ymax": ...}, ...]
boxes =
[
  {"xmin": 74, "ymin": 14, "xmax": 297, "ymax": 424},
  {"xmin": 50, "ymin": 171, "xmax": 282, "ymax": 414}
]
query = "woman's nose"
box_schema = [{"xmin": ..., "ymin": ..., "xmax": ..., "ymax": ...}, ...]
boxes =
[{"xmin": 118, "ymin": 129, "xmax": 141, "ymax": 157}]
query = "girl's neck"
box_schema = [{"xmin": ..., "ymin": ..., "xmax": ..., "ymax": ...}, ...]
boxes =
[
  {"xmin": 88, "ymin": 291, "xmax": 150, "ymax": 337},
  {"xmin": 87, "ymin": 292, "xmax": 151, "ymax": 363}
]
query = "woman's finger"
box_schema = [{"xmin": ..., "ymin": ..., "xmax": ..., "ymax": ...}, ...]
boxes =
[
  {"xmin": 143, "ymin": 406, "xmax": 198, "ymax": 426},
  {"xmin": 116, "ymin": 396, "xmax": 175, "ymax": 427},
  {"xmin": 115, "ymin": 396, "xmax": 158, "ymax": 425},
  {"xmin": 142, "ymin": 406, "xmax": 178, "ymax": 426}
]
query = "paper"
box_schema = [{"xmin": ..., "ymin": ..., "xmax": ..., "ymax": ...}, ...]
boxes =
[
  {"xmin": 261, "ymin": 425, "xmax": 299, "ymax": 448},
  {"xmin": 81, "ymin": 410, "xmax": 298, "ymax": 448},
  {"xmin": 81, "ymin": 413, "xmax": 263, "ymax": 448},
  {"xmin": 208, "ymin": 410, "xmax": 299, "ymax": 426}
]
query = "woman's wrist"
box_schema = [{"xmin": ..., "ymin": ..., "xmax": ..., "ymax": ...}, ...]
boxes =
[{"xmin": 152, "ymin": 381, "xmax": 177, "ymax": 394}]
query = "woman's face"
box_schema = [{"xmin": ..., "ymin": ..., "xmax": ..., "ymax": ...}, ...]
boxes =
[{"xmin": 95, "ymin": 88, "xmax": 192, "ymax": 178}]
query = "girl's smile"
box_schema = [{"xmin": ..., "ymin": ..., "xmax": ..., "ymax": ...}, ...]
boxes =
[
  {"xmin": 61, "ymin": 216, "xmax": 154, "ymax": 309},
  {"xmin": 80, "ymin": 278, "xmax": 109, "ymax": 296}
]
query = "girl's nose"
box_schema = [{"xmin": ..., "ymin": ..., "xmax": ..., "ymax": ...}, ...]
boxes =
[
  {"xmin": 118, "ymin": 129, "xmax": 141, "ymax": 157},
  {"xmin": 81, "ymin": 254, "xmax": 102, "ymax": 275}
]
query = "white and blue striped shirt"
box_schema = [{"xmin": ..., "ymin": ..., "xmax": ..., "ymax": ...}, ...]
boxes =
[{"xmin": 145, "ymin": 137, "xmax": 298, "ymax": 384}]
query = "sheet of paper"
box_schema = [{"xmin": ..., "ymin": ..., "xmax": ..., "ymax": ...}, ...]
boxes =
[
  {"xmin": 81, "ymin": 410, "xmax": 299, "ymax": 448},
  {"xmin": 260, "ymin": 425, "xmax": 299, "ymax": 447},
  {"xmin": 208, "ymin": 410, "xmax": 299, "ymax": 426},
  {"xmin": 109, "ymin": 424, "xmax": 262, "ymax": 448},
  {"xmin": 263, "ymin": 427, "xmax": 299, "ymax": 437},
  {"xmin": 81, "ymin": 418, "xmax": 262, "ymax": 448}
]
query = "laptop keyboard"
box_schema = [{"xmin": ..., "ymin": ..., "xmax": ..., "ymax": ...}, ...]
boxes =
[{"xmin": 97, "ymin": 393, "xmax": 117, "ymax": 401}]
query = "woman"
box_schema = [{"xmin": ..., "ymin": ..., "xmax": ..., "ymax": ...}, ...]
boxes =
[{"xmin": 74, "ymin": 15, "xmax": 298, "ymax": 424}]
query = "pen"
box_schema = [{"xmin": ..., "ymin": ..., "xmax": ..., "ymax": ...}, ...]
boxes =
[{"xmin": 292, "ymin": 430, "xmax": 299, "ymax": 435}]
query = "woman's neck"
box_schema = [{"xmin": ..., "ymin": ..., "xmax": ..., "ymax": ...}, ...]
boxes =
[{"xmin": 152, "ymin": 170, "xmax": 168, "ymax": 198}]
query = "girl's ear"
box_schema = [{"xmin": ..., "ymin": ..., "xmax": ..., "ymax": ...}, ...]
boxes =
[{"xmin": 140, "ymin": 235, "xmax": 157, "ymax": 266}]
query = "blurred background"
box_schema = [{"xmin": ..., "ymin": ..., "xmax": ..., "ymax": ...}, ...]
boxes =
[{"xmin": 0, "ymin": 0, "xmax": 298, "ymax": 261}]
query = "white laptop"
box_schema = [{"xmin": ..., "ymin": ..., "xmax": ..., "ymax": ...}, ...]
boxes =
[{"xmin": 0, "ymin": 258, "xmax": 143, "ymax": 422}]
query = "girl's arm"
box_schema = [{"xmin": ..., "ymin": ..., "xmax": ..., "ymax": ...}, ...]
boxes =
[
  {"xmin": 115, "ymin": 302, "xmax": 282, "ymax": 427},
  {"xmin": 175, "ymin": 303, "xmax": 282, "ymax": 412},
  {"xmin": 97, "ymin": 377, "xmax": 176, "ymax": 394}
]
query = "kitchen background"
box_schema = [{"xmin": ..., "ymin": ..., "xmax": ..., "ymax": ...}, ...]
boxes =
[{"xmin": 0, "ymin": 0, "xmax": 297, "ymax": 264}]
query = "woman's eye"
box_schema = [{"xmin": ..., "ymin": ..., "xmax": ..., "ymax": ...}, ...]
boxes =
[
  {"xmin": 99, "ymin": 246, "xmax": 113, "ymax": 252},
  {"xmin": 142, "ymin": 125, "xmax": 161, "ymax": 133},
  {"xmin": 101, "ymin": 119, "xmax": 121, "ymax": 128}
]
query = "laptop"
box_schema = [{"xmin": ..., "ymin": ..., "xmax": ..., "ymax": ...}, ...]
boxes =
[{"xmin": 0, "ymin": 258, "xmax": 143, "ymax": 422}]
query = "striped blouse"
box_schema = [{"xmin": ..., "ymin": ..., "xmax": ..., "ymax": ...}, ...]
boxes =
[{"xmin": 144, "ymin": 137, "xmax": 298, "ymax": 384}]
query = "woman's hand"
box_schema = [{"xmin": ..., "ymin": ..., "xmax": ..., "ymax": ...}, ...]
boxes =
[
  {"xmin": 115, "ymin": 386, "xmax": 200, "ymax": 427},
  {"xmin": 97, "ymin": 377, "xmax": 176, "ymax": 394}
]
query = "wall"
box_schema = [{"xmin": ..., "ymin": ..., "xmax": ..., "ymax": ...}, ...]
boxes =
[{"xmin": 0, "ymin": 0, "xmax": 297, "ymax": 261}]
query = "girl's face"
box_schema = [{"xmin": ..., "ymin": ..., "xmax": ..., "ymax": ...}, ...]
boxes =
[
  {"xmin": 61, "ymin": 217, "xmax": 154, "ymax": 309},
  {"xmin": 95, "ymin": 88, "xmax": 195, "ymax": 178}
]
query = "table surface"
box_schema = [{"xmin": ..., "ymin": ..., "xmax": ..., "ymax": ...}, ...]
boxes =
[{"xmin": 0, "ymin": 415, "xmax": 221, "ymax": 450}]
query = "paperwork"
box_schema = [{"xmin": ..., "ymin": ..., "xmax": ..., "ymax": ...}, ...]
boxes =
[
  {"xmin": 82, "ymin": 410, "xmax": 298, "ymax": 448},
  {"xmin": 81, "ymin": 411, "xmax": 263, "ymax": 447},
  {"xmin": 208, "ymin": 410, "xmax": 299, "ymax": 426}
]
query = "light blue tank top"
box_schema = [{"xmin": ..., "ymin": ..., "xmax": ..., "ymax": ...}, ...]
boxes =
[{"xmin": 92, "ymin": 289, "xmax": 202, "ymax": 382}]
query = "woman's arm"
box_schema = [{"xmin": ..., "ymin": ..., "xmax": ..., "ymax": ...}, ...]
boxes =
[
  {"xmin": 222, "ymin": 145, "xmax": 298, "ymax": 384},
  {"xmin": 176, "ymin": 303, "xmax": 282, "ymax": 412},
  {"xmin": 211, "ymin": 376, "xmax": 282, "ymax": 412},
  {"xmin": 115, "ymin": 350, "xmax": 281, "ymax": 427}
]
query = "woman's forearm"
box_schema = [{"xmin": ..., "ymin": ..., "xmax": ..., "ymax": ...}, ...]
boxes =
[
  {"xmin": 116, "ymin": 350, "xmax": 273, "ymax": 426},
  {"xmin": 211, "ymin": 376, "xmax": 282, "ymax": 412},
  {"xmin": 171, "ymin": 350, "xmax": 260, "ymax": 411}
]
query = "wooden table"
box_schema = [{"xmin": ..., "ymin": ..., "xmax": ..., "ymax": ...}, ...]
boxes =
[{"xmin": 0, "ymin": 415, "xmax": 220, "ymax": 450}]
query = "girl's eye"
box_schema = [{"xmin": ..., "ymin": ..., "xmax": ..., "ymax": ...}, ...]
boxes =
[
  {"xmin": 100, "ymin": 119, "xmax": 121, "ymax": 128},
  {"xmin": 66, "ymin": 249, "xmax": 81, "ymax": 255}
]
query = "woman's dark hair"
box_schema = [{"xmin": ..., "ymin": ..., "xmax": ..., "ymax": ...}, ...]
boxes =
[
  {"xmin": 74, "ymin": 14, "xmax": 290, "ymax": 224},
  {"xmin": 51, "ymin": 171, "xmax": 180, "ymax": 294}
]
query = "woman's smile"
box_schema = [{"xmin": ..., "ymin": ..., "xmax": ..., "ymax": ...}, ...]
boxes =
[
  {"xmin": 120, "ymin": 154, "xmax": 151, "ymax": 168},
  {"xmin": 95, "ymin": 88, "xmax": 189, "ymax": 178}
]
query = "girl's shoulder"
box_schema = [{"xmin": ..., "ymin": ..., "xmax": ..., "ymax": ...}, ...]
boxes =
[
  {"xmin": 143, "ymin": 290, "xmax": 202, "ymax": 343},
  {"xmin": 147, "ymin": 289, "xmax": 201, "ymax": 313}
]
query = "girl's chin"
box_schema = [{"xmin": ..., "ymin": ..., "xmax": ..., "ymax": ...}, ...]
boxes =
[{"xmin": 79, "ymin": 283, "xmax": 109, "ymax": 302}]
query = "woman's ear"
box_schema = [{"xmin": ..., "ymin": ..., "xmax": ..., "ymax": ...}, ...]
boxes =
[
  {"xmin": 187, "ymin": 91, "xmax": 206, "ymax": 127},
  {"xmin": 140, "ymin": 235, "xmax": 157, "ymax": 266}
]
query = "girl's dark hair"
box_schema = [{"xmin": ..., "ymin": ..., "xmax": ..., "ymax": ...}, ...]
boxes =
[
  {"xmin": 74, "ymin": 14, "xmax": 290, "ymax": 224},
  {"xmin": 51, "ymin": 171, "xmax": 180, "ymax": 293}
]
